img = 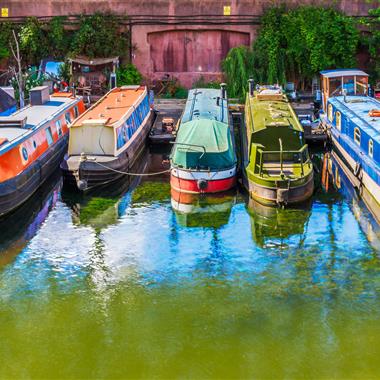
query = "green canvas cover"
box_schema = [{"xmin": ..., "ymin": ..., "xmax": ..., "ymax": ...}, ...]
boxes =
[{"xmin": 171, "ymin": 119, "xmax": 236, "ymax": 170}]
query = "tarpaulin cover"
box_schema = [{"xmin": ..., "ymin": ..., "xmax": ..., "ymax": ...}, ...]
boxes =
[{"xmin": 171, "ymin": 119, "xmax": 236, "ymax": 170}]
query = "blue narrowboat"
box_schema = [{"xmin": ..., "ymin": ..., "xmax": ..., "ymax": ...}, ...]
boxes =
[{"xmin": 321, "ymin": 69, "xmax": 380, "ymax": 217}]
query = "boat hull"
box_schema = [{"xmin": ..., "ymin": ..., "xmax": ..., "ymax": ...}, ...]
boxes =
[
  {"xmin": 0, "ymin": 135, "xmax": 68, "ymax": 217},
  {"xmin": 61, "ymin": 110, "xmax": 154, "ymax": 191},
  {"xmin": 331, "ymin": 135, "xmax": 380, "ymax": 222},
  {"xmin": 247, "ymin": 172, "xmax": 314, "ymax": 206},
  {"xmin": 170, "ymin": 166, "xmax": 236, "ymax": 194}
]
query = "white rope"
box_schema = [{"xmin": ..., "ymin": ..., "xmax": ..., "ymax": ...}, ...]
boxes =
[{"xmin": 89, "ymin": 159, "xmax": 171, "ymax": 177}]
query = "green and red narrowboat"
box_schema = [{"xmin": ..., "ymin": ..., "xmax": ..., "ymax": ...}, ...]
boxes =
[
  {"xmin": 170, "ymin": 87, "xmax": 237, "ymax": 194},
  {"xmin": 0, "ymin": 86, "xmax": 85, "ymax": 217}
]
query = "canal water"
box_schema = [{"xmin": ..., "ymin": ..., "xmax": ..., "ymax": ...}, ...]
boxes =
[{"xmin": 0, "ymin": 150, "xmax": 380, "ymax": 379}]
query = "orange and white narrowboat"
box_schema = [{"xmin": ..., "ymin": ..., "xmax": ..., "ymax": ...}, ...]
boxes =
[
  {"xmin": 0, "ymin": 86, "xmax": 85, "ymax": 217},
  {"xmin": 61, "ymin": 86, "xmax": 155, "ymax": 191}
]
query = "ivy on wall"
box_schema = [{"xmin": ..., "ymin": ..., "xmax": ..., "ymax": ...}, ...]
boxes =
[
  {"xmin": 0, "ymin": 13, "xmax": 130, "ymax": 66},
  {"xmin": 222, "ymin": 5, "xmax": 362, "ymax": 99}
]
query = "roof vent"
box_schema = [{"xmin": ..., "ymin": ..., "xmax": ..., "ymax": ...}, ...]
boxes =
[
  {"xmin": 0, "ymin": 116, "xmax": 28, "ymax": 128},
  {"xmin": 30, "ymin": 86, "xmax": 50, "ymax": 106}
]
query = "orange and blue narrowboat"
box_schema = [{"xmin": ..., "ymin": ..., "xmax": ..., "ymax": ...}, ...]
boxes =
[
  {"xmin": 0, "ymin": 86, "xmax": 85, "ymax": 217},
  {"xmin": 61, "ymin": 85, "xmax": 155, "ymax": 191}
]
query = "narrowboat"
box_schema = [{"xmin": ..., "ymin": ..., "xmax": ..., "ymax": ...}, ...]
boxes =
[
  {"xmin": 170, "ymin": 87, "xmax": 237, "ymax": 194},
  {"xmin": 61, "ymin": 86, "xmax": 155, "ymax": 191},
  {"xmin": 0, "ymin": 86, "xmax": 85, "ymax": 217},
  {"xmin": 320, "ymin": 69, "xmax": 380, "ymax": 219},
  {"xmin": 244, "ymin": 82, "xmax": 314, "ymax": 206}
]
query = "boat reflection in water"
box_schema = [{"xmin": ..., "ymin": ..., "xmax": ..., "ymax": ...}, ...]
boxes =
[
  {"xmin": 171, "ymin": 189, "xmax": 236, "ymax": 228},
  {"xmin": 61, "ymin": 151, "xmax": 150, "ymax": 231},
  {"xmin": 0, "ymin": 174, "xmax": 61, "ymax": 267},
  {"xmin": 321, "ymin": 151, "xmax": 380, "ymax": 249},
  {"xmin": 247, "ymin": 197, "xmax": 312, "ymax": 248}
]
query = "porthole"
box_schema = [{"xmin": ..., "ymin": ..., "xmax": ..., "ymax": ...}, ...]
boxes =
[
  {"xmin": 354, "ymin": 128, "xmax": 361, "ymax": 146},
  {"xmin": 369, "ymin": 139, "xmax": 374, "ymax": 158},
  {"xmin": 21, "ymin": 147, "xmax": 28, "ymax": 161},
  {"xmin": 33, "ymin": 140, "xmax": 37, "ymax": 149}
]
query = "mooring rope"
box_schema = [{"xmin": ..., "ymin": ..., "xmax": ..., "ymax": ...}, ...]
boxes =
[{"xmin": 88, "ymin": 159, "xmax": 171, "ymax": 177}]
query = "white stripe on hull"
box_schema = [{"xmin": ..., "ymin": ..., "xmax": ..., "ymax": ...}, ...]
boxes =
[
  {"xmin": 332, "ymin": 136, "xmax": 380, "ymax": 204},
  {"xmin": 171, "ymin": 166, "xmax": 237, "ymax": 181}
]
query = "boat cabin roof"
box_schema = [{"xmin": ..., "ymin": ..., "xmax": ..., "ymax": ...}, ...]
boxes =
[
  {"xmin": 73, "ymin": 86, "xmax": 146, "ymax": 128},
  {"xmin": 181, "ymin": 88, "xmax": 228, "ymax": 125},
  {"xmin": 247, "ymin": 89, "xmax": 302, "ymax": 132},
  {"xmin": 320, "ymin": 69, "xmax": 368, "ymax": 79},
  {"xmin": 0, "ymin": 94, "xmax": 78, "ymax": 130},
  {"xmin": 329, "ymin": 95, "xmax": 380, "ymax": 141}
]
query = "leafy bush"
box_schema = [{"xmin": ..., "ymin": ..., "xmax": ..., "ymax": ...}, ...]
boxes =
[
  {"xmin": 174, "ymin": 86, "xmax": 188, "ymax": 99},
  {"xmin": 193, "ymin": 76, "xmax": 221, "ymax": 89},
  {"xmin": 222, "ymin": 6, "xmax": 361, "ymax": 98},
  {"xmin": 361, "ymin": 7, "xmax": 380, "ymax": 83},
  {"xmin": 70, "ymin": 13, "xmax": 129, "ymax": 58},
  {"xmin": 116, "ymin": 64, "xmax": 142, "ymax": 86},
  {"xmin": 222, "ymin": 46, "xmax": 254, "ymax": 100},
  {"xmin": 19, "ymin": 17, "xmax": 49, "ymax": 64}
]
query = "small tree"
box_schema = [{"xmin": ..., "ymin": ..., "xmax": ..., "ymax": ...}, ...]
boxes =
[{"xmin": 9, "ymin": 30, "xmax": 25, "ymax": 108}]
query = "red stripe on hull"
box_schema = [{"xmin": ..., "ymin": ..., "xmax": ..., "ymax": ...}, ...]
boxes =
[{"xmin": 170, "ymin": 175, "xmax": 236, "ymax": 194}]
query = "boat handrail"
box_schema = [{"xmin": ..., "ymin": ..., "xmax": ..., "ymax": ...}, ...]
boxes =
[
  {"xmin": 170, "ymin": 141, "xmax": 207, "ymax": 162},
  {"xmin": 256, "ymin": 144, "xmax": 309, "ymax": 177}
]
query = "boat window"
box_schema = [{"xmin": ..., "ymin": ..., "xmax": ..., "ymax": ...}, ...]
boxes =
[
  {"xmin": 336, "ymin": 111, "xmax": 341, "ymax": 131},
  {"xmin": 46, "ymin": 127, "xmax": 53, "ymax": 146},
  {"xmin": 65, "ymin": 112, "xmax": 72, "ymax": 125},
  {"xmin": 328, "ymin": 104, "xmax": 333, "ymax": 122},
  {"xmin": 74, "ymin": 106, "xmax": 79, "ymax": 119},
  {"xmin": 369, "ymin": 139, "xmax": 374, "ymax": 158},
  {"xmin": 329, "ymin": 78, "xmax": 342, "ymax": 97},
  {"xmin": 354, "ymin": 128, "xmax": 361, "ymax": 146},
  {"xmin": 343, "ymin": 76, "xmax": 355, "ymax": 95},
  {"xmin": 56, "ymin": 120, "xmax": 63, "ymax": 137},
  {"xmin": 356, "ymin": 76, "xmax": 368, "ymax": 95}
]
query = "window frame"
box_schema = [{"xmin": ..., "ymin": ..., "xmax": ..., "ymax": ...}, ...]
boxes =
[
  {"xmin": 354, "ymin": 127, "xmax": 361, "ymax": 146},
  {"xmin": 56, "ymin": 119, "xmax": 63, "ymax": 137},
  {"xmin": 65, "ymin": 112, "xmax": 72, "ymax": 126},
  {"xmin": 46, "ymin": 127, "xmax": 54, "ymax": 146},
  {"xmin": 369, "ymin": 139, "xmax": 374, "ymax": 158},
  {"xmin": 328, "ymin": 104, "xmax": 333, "ymax": 122},
  {"xmin": 336, "ymin": 111, "xmax": 341, "ymax": 131}
]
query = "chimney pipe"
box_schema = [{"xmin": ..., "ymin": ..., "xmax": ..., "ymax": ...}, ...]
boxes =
[
  {"xmin": 220, "ymin": 83, "xmax": 227, "ymax": 99},
  {"xmin": 249, "ymin": 78, "xmax": 254, "ymax": 97}
]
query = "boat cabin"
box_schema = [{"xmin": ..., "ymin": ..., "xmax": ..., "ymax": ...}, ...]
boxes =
[
  {"xmin": 320, "ymin": 69, "xmax": 369, "ymax": 112},
  {"xmin": 68, "ymin": 86, "xmax": 151, "ymax": 157}
]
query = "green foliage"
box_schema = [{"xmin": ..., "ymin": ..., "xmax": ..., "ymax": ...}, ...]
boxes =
[
  {"xmin": 222, "ymin": 5, "xmax": 360, "ymax": 95},
  {"xmin": 0, "ymin": 22, "xmax": 14, "ymax": 60},
  {"xmin": 47, "ymin": 17, "xmax": 71, "ymax": 59},
  {"xmin": 11, "ymin": 68, "xmax": 46, "ymax": 101},
  {"xmin": 174, "ymin": 86, "xmax": 188, "ymax": 99},
  {"xmin": 361, "ymin": 7, "xmax": 380, "ymax": 82},
  {"xmin": 57, "ymin": 61, "xmax": 71, "ymax": 82},
  {"xmin": 19, "ymin": 17, "xmax": 49, "ymax": 64},
  {"xmin": 70, "ymin": 13, "xmax": 129, "ymax": 58},
  {"xmin": 221, "ymin": 46, "xmax": 254, "ymax": 99},
  {"xmin": 116, "ymin": 64, "xmax": 142, "ymax": 86},
  {"xmin": 193, "ymin": 76, "xmax": 221, "ymax": 89}
]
